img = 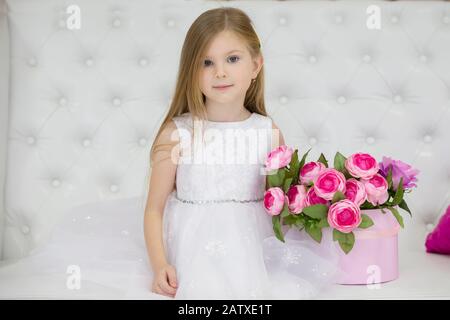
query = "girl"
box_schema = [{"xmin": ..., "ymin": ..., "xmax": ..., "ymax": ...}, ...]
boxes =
[
  {"xmin": 144, "ymin": 7, "xmax": 339, "ymax": 300},
  {"xmin": 0, "ymin": 6, "xmax": 338, "ymax": 300}
]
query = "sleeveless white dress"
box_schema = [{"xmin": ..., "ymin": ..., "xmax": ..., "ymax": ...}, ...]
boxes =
[
  {"xmin": 162, "ymin": 112, "xmax": 339, "ymax": 299},
  {"xmin": 0, "ymin": 112, "xmax": 339, "ymax": 300}
]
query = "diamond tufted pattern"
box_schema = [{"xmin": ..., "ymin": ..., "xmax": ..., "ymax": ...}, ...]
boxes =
[{"xmin": 0, "ymin": 0, "xmax": 449, "ymax": 298}]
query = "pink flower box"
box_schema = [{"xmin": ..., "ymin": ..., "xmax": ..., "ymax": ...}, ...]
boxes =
[
  {"xmin": 327, "ymin": 208, "xmax": 401, "ymax": 285},
  {"xmin": 263, "ymin": 147, "xmax": 419, "ymax": 287}
]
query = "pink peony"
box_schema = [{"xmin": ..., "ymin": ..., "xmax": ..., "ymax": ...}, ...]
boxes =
[
  {"xmin": 313, "ymin": 168, "xmax": 347, "ymax": 200},
  {"xmin": 344, "ymin": 178, "xmax": 367, "ymax": 207},
  {"xmin": 361, "ymin": 174, "xmax": 389, "ymax": 206},
  {"xmin": 264, "ymin": 187, "xmax": 286, "ymax": 216},
  {"xmin": 286, "ymin": 185, "xmax": 307, "ymax": 214},
  {"xmin": 305, "ymin": 187, "xmax": 329, "ymax": 207},
  {"xmin": 327, "ymin": 199, "xmax": 362, "ymax": 233},
  {"xmin": 265, "ymin": 145, "xmax": 294, "ymax": 171},
  {"xmin": 345, "ymin": 152, "xmax": 379, "ymax": 180},
  {"xmin": 299, "ymin": 161, "xmax": 326, "ymax": 185}
]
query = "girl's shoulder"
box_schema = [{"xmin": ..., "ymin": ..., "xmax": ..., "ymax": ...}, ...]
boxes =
[
  {"xmin": 253, "ymin": 112, "xmax": 272, "ymax": 122},
  {"xmin": 252, "ymin": 112, "xmax": 273, "ymax": 129},
  {"xmin": 171, "ymin": 112, "xmax": 192, "ymax": 128}
]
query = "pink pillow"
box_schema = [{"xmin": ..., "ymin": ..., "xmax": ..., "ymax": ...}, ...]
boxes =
[{"xmin": 425, "ymin": 205, "xmax": 450, "ymax": 254}]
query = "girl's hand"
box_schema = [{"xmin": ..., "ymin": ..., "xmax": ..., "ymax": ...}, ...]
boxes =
[{"xmin": 151, "ymin": 263, "xmax": 178, "ymax": 298}]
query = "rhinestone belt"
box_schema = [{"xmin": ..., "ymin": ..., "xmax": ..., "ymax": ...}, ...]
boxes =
[{"xmin": 174, "ymin": 194, "xmax": 264, "ymax": 204}]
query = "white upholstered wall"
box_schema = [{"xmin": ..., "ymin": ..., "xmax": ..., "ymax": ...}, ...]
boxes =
[
  {"xmin": 0, "ymin": 0, "xmax": 9, "ymax": 260},
  {"xmin": 0, "ymin": 0, "xmax": 449, "ymax": 261}
]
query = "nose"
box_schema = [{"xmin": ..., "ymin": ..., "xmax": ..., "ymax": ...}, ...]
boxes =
[{"xmin": 214, "ymin": 63, "xmax": 227, "ymax": 78}]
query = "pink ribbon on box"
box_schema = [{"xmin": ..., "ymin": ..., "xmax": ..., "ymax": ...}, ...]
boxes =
[{"xmin": 353, "ymin": 225, "xmax": 401, "ymax": 239}]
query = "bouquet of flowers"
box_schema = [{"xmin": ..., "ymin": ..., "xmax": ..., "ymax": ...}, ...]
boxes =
[{"xmin": 263, "ymin": 146, "xmax": 419, "ymax": 254}]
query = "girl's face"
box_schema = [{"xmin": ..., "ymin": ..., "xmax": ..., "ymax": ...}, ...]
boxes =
[{"xmin": 199, "ymin": 30, "xmax": 262, "ymax": 105}]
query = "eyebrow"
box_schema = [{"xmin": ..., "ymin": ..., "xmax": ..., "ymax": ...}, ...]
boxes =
[{"xmin": 205, "ymin": 50, "xmax": 244, "ymax": 58}]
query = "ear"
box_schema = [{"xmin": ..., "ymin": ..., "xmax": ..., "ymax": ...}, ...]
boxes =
[{"xmin": 252, "ymin": 54, "xmax": 264, "ymax": 79}]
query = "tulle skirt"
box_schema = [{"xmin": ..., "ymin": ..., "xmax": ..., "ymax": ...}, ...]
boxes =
[{"xmin": 0, "ymin": 192, "xmax": 339, "ymax": 299}]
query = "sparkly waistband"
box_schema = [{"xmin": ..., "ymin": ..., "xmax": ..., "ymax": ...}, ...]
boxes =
[{"xmin": 174, "ymin": 194, "xmax": 264, "ymax": 204}]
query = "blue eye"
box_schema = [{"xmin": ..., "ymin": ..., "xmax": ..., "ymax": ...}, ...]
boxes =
[
  {"xmin": 203, "ymin": 56, "xmax": 240, "ymax": 67},
  {"xmin": 228, "ymin": 55, "xmax": 240, "ymax": 63}
]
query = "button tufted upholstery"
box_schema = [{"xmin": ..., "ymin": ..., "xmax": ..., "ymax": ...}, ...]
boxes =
[{"xmin": 0, "ymin": 0, "xmax": 449, "ymax": 298}]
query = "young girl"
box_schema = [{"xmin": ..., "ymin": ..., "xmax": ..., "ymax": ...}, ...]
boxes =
[
  {"xmin": 144, "ymin": 7, "xmax": 339, "ymax": 300},
  {"xmin": 0, "ymin": 6, "xmax": 338, "ymax": 300}
]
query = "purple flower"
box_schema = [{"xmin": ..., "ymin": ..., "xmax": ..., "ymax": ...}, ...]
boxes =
[{"xmin": 379, "ymin": 156, "xmax": 420, "ymax": 191}]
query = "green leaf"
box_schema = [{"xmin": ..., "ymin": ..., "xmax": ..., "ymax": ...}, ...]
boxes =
[
  {"xmin": 280, "ymin": 204, "xmax": 290, "ymax": 218},
  {"xmin": 387, "ymin": 206, "xmax": 404, "ymax": 228},
  {"xmin": 283, "ymin": 177, "xmax": 293, "ymax": 193},
  {"xmin": 333, "ymin": 152, "xmax": 347, "ymax": 173},
  {"xmin": 277, "ymin": 168, "xmax": 287, "ymax": 184},
  {"xmin": 399, "ymin": 199, "xmax": 412, "ymax": 217},
  {"xmin": 283, "ymin": 214, "xmax": 297, "ymax": 226},
  {"xmin": 317, "ymin": 153, "xmax": 328, "ymax": 168},
  {"xmin": 317, "ymin": 218, "xmax": 330, "ymax": 228},
  {"xmin": 297, "ymin": 214, "xmax": 306, "ymax": 224},
  {"xmin": 287, "ymin": 150, "xmax": 300, "ymax": 184},
  {"xmin": 386, "ymin": 167, "xmax": 393, "ymax": 189},
  {"xmin": 391, "ymin": 177, "xmax": 404, "ymax": 206},
  {"xmin": 338, "ymin": 232, "xmax": 355, "ymax": 255},
  {"xmin": 331, "ymin": 191, "xmax": 346, "ymax": 204},
  {"xmin": 358, "ymin": 214, "xmax": 374, "ymax": 229},
  {"xmin": 267, "ymin": 168, "xmax": 286, "ymax": 188},
  {"xmin": 272, "ymin": 215, "xmax": 285, "ymax": 242},
  {"xmin": 267, "ymin": 174, "xmax": 277, "ymax": 188},
  {"xmin": 294, "ymin": 215, "xmax": 306, "ymax": 229},
  {"xmin": 302, "ymin": 204, "xmax": 329, "ymax": 219},
  {"xmin": 333, "ymin": 229, "xmax": 338, "ymax": 241},
  {"xmin": 305, "ymin": 224, "xmax": 323, "ymax": 243},
  {"xmin": 289, "ymin": 149, "xmax": 299, "ymax": 169},
  {"xmin": 298, "ymin": 148, "xmax": 312, "ymax": 173},
  {"xmin": 360, "ymin": 200, "xmax": 376, "ymax": 210},
  {"xmin": 333, "ymin": 228, "xmax": 344, "ymax": 241},
  {"xmin": 295, "ymin": 218, "xmax": 304, "ymax": 229},
  {"xmin": 333, "ymin": 230, "xmax": 355, "ymax": 254}
]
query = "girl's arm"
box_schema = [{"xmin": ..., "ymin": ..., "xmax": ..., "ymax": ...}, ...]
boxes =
[
  {"xmin": 265, "ymin": 121, "xmax": 285, "ymax": 189},
  {"xmin": 144, "ymin": 120, "xmax": 180, "ymax": 273},
  {"xmin": 271, "ymin": 121, "xmax": 285, "ymax": 150}
]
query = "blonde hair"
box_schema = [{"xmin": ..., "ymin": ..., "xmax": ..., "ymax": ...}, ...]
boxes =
[{"xmin": 149, "ymin": 7, "xmax": 268, "ymax": 169}]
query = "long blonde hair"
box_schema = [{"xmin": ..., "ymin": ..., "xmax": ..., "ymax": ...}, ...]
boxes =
[{"xmin": 149, "ymin": 7, "xmax": 268, "ymax": 168}]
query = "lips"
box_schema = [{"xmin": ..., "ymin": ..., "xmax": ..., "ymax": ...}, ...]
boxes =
[{"xmin": 213, "ymin": 84, "xmax": 233, "ymax": 89}]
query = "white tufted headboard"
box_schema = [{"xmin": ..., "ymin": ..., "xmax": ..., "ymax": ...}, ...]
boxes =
[
  {"xmin": 1, "ymin": 0, "xmax": 449, "ymax": 261},
  {"xmin": 0, "ymin": 0, "xmax": 9, "ymax": 260}
]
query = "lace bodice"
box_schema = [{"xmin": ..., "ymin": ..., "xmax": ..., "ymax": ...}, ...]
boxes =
[{"xmin": 172, "ymin": 112, "xmax": 273, "ymax": 202}]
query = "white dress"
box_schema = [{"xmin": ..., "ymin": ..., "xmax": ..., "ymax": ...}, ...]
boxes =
[{"xmin": 0, "ymin": 112, "xmax": 339, "ymax": 300}]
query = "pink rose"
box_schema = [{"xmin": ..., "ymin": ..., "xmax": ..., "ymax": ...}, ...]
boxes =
[
  {"xmin": 299, "ymin": 161, "xmax": 326, "ymax": 185},
  {"xmin": 345, "ymin": 152, "xmax": 379, "ymax": 179},
  {"xmin": 265, "ymin": 145, "xmax": 293, "ymax": 171},
  {"xmin": 327, "ymin": 199, "xmax": 362, "ymax": 234},
  {"xmin": 344, "ymin": 178, "xmax": 367, "ymax": 207},
  {"xmin": 361, "ymin": 174, "xmax": 389, "ymax": 206},
  {"xmin": 286, "ymin": 185, "xmax": 307, "ymax": 214},
  {"xmin": 305, "ymin": 187, "xmax": 329, "ymax": 207},
  {"xmin": 313, "ymin": 168, "xmax": 346, "ymax": 200},
  {"xmin": 264, "ymin": 187, "xmax": 286, "ymax": 216}
]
